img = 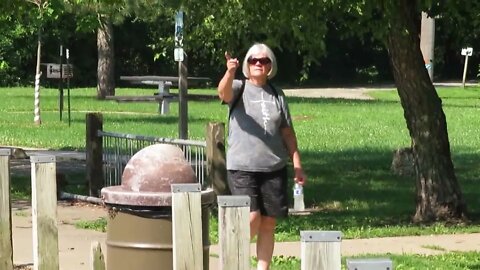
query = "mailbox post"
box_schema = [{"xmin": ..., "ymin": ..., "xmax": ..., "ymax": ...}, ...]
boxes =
[{"xmin": 461, "ymin": 47, "xmax": 473, "ymax": 88}]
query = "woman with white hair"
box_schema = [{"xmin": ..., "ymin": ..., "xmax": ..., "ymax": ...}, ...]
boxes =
[{"xmin": 218, "ymin": 43, "xmax": 306, "ymax": 270}]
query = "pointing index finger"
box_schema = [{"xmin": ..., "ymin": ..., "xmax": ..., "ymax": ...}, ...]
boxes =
[{"xmin": 225, "ymin": 51, "xmax": 232, "ymax": 60}]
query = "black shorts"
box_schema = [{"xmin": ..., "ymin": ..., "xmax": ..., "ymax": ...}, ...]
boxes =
[{"xmin": 227, "ymin": 167, "xmax": 288, "ymax": 218}]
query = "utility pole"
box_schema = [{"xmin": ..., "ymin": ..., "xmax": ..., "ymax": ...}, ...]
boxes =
[
  {"xmin": 175, "ymin": 10, "xmax": 188, "ymax": 139},
  {"xmin": 420, "ymin": 12, "xmax": 435, "ymax": 81}
]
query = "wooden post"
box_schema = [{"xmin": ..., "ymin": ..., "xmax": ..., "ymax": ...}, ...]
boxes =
[
  {"xmin": 218, "ymin": 196, "xmax": 250, "ymax": 270},
  {"xmin": 90, "ymin": 241, "xmax": 106, "ymax": 270},
  {"xmin": 301, "ymin": 231, "xmax": 342, "ymax": 270},
  {"xmin": 0, "ymin": 149, "xmax": 13, "ymax": 270},
  {"xmin": 178, "ymin": 53, "xmax": 188, "ymax": 139},
  {"xmin": 171, "ymin": 183, "xmax": 203, "ymax": 270},
  {"xmin": 158, "ymin": 81, "xmax": 171, "ymax": 115},
  {"xmin": 346, "ymin": 258, "xmax": 393, "ymax": 270},
  {"xmin": 86, "ymin": 113, "xmax": 103, "ymax": 197},
  {"xmin": 206, "ymin": 122, "xmax": 229, "ymax": 195},
  {"xmin": 31, "ymin": 155, "xmax": 59, "ymax": 270}
]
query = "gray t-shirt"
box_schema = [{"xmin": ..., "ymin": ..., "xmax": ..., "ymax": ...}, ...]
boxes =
[{"xmin": 226, "ymin": 79, "xmax": 293, "ymax": 172}]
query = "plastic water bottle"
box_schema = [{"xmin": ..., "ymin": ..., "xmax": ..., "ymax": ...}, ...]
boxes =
[{"xmin": 293, "ymin": 183, "xmax": 305, "ymax": 211}]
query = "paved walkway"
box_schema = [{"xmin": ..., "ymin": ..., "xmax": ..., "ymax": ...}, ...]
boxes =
[
  {"xmin": 282, "ymin": 81, "xmax": 478, "ymax": 99},
  {"xmin": 9, "ymin": 202, "xmax": 480, "ymax": 270}
]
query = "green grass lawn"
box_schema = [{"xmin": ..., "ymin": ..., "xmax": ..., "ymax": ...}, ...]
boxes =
[
  {"xmin": 256, "ymin": 251, "xmax": 480, "ymax": 270},
  {"xmin": 4, "ymin": 86, "xmax": 480, "ymax": 243}
]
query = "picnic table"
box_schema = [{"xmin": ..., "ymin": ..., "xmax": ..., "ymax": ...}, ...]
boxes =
[{"xmin": 111, "ymin": 75, "xmax": 213, "ymax": 115}]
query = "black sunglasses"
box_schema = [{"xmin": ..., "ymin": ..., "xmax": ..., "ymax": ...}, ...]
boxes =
[{"xmin": 247, "ymin": 57, "xmax": 271, "ymax": 65}]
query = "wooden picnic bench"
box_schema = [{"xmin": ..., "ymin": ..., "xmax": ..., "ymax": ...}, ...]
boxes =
[
  {"xmin": 116, "ymin": 75, "xmax": 213, "ymax": 115},
  {"xmin": 105, "ymin": 93, "xmax": 216, "ymax": 102}
]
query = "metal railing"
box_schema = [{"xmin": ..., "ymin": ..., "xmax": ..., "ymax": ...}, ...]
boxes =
[{"xmin": 98, "ymin": 130, "xmax": 207, "ymax": 188}]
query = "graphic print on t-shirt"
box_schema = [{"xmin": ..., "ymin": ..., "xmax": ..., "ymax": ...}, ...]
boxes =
[{"xmin": 250, "ymin": 91, "xmax": 276, "ymax": 135}]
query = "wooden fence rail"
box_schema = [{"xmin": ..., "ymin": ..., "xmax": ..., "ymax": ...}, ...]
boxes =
[
  {"xmin": 0, "ymin": 149, "xmax": 13, "ymax": 270},
  {"xmin": 85, "ymin": 113, "xmax": 229, "ymax": 197}
]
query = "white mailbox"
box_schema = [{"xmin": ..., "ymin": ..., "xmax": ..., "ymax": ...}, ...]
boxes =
[{"xmin": 461, "ymin": 47, "xmax": 473, "ymax": 56}]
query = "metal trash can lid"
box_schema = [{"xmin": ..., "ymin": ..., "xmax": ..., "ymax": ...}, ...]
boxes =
[{"xmin": 101, "ymin": 144, "xmax": 204, "ymax": 206}]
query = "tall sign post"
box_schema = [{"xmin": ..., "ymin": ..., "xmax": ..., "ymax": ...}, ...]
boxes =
[
  {"xmin": 46, "ymin": 46, "xmax": 73, "ymax": 125},
  {"xmin": 420, "ymin": 12, "xmax": 435, "ymax": 81},
  {"xmin": 461, "ymin": 47, "xmax": 473, "ymax": 88},
  {"xmin": 175, "ymin": 10, "xmax": 188, "ymax": 139},
  {"xmin": 66, "ymin": 49, "xmax": 72, "ymax": 126},
  {"xmin": 59, "ymin": 45, "xmax": 64, "ymax": 121}
]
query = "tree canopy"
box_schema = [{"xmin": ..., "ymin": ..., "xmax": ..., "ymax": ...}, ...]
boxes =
[{"xmin": 1, "ymin": 1, "xmax": 478, "ymax": 86}]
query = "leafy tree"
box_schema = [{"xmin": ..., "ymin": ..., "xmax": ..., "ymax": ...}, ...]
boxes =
[
  {"xmin": 20, "ymin": 0, "xmax": 63, "ymax": 125},
  {"xmin": 179, "ymin": 0, "xmax": 331, "ymax": 82},
  {"xmin": 29, "ymin": 0, "xmax": 47, "ymax": 125},
  {"xmin": 177, "ymin": 0, "xmax": 471, "ymax": 222},
  {"xmin": 323, "ymin": 0, "xmax": 471, "ymax": 222},
  {"xmin": 385, "ymin": 1, "xmax": 466, "ymax": 222},
  {"xmin": 0, "ymin": 13, "xmax": 35, "ymax": 85},
  {"xmin": 65, "ymin": 0, "xmax": 177, "ymax": 98},
  {"xmin": 64, "ymin": 0, "xmax": 123, "ymax": 98}
]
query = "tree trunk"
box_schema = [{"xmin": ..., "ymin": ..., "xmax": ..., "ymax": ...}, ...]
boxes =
[
  {"xmin": 386, "ymin": 0, "xmax": 467, "ymax": 222},
  {"xmin": 96, "ymin": 15, "xmax": 115, "ymax": 99}
]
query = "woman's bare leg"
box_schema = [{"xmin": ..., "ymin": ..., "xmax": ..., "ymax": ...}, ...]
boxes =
[{"xmin": 256, "ymin": 216, "xmax": 276, "ymax": 270}]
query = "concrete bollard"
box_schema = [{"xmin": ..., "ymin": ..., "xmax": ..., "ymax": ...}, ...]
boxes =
[{"xmin": 346, "ymin": 258, "xmax": 393, "ymax": 270}]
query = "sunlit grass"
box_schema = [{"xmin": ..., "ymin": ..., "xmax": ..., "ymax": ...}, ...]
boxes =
[{"xmin": 4, "ymin": 86, "xmax": 480, "ymax": 242}]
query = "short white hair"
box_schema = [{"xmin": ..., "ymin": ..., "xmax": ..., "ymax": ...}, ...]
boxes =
[{"xmin": 242, "ymin": 43, "xmax": 277, "ymax": 79}]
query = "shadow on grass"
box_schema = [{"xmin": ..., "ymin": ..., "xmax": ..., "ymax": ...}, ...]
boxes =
[
  {"xmin": 10, "ymin": 144, "xmax": 480, "ymax": 240},
  {"xmin": 277, "ymin": 148, "xmax": 480, "ymax": 237}
]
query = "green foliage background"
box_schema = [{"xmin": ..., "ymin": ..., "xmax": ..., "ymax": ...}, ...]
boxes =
[{"xmin": 1, "ymin": 1, "xmax": 479, "ymax": 87}]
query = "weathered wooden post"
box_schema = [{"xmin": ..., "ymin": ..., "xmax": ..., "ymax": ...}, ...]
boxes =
[
  {"xmin": 90, "ymin": 241, "xmax": 106, "ymax": 270},
  {"xmin": 31, "ymin": 155, "xmax": 59, "ymax": 270},
  {"xmin": 178, "ymin": 53, "xmax": 188, "ymax": 139},
  {"xmin": 346, "ymin": 258, "xmax": 393, "ymax": 270},
  {"xmin": 86, "ymin": 113, "xmax": 103, "ymax": 197},
  {"xmin": 0, "ymin": 149, "xmax": 13, "ymax": 270},
  {"xmin": 300, "ymin": 231, "xmax": 342, "ymax": 270},
  {"xmin": 206, "ymin": 122, "xmax": 229, "ymax": 195},
  {"xmin": 175, "ymin": 10, "xmax": 188, "ymax": 139},
  {"xmin": 218, "ymin": 196, "xmax": 250, "ymax": 270},
  {"xmin": 171, "ymin": 183, "xmax": 203, "ymax": 270}
]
